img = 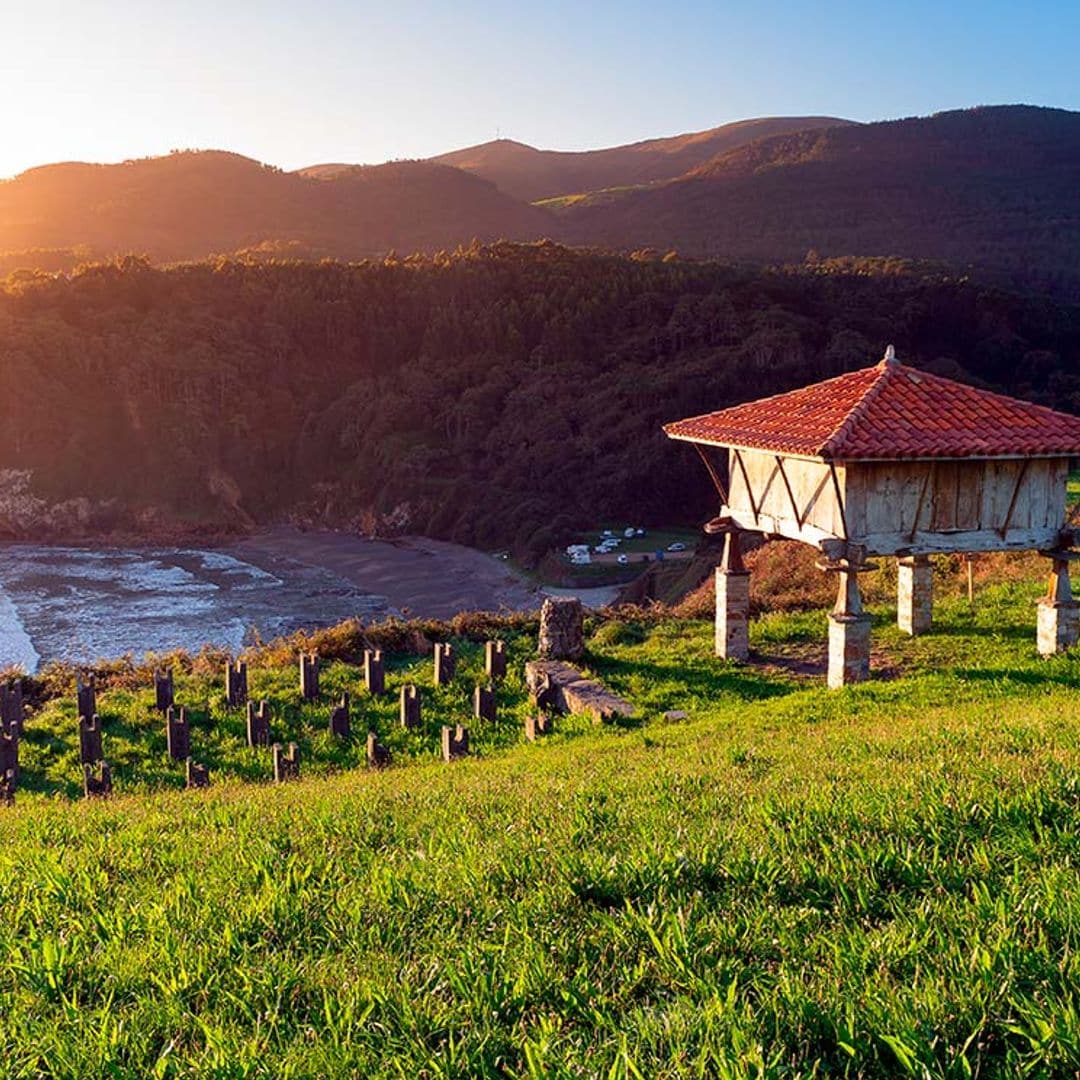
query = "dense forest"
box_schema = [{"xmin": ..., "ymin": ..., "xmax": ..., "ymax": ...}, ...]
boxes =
[{"xmin": 1, "ymin": 243, "xmax": 1079, "ymax": 557}]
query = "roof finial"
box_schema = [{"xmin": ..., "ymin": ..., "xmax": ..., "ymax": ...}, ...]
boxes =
[{"xmin": 883, "ymin": 344, "xmax": 898, "ymax": 366}]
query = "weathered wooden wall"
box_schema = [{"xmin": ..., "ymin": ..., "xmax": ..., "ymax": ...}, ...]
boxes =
[
  {"xmin": 722, "ymin": 450, "xmax": 1069, "ymax": 555},
  {"xmin": 725, "ymin": 449, "xmax": 847, "ymax": 542},
  {"xmin": 846, "ymin": 458, "xmax": 1067, "ymax": 554}
]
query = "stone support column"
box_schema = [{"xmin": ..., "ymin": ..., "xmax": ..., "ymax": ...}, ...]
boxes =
[
  {"xmin": 827, "ymin": 566, "xmax": 872, "ymax": 689},
  {"xmin": 715, "ymin": 532, "xmax": 750, "ymax": 661},
  {"xmin": 1037, "ymin": 555, "xmax": 1079, "ymax": 657},
  {"xmin": 897, "ymin": 555, "xmax": 933, "ymax": 635}
]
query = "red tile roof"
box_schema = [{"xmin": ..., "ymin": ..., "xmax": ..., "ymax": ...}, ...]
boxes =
[{"xmin": 664, "ymin": 351, "xmax": 1080, "ymax": 460}]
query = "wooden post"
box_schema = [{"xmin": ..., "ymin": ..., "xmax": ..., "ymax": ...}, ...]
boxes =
[
  {"xmin": 966, "ymin": 555, "xmax": 975, "ymax": 606},
  {"xmin": 715, "ymin": 531, "xmax": 750, "ymax": 660}
]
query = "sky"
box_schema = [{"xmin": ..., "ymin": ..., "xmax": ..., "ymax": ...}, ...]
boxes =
[{"xmin": 0, "ymin": 0, "xmax": 1077, "ymax": 179}]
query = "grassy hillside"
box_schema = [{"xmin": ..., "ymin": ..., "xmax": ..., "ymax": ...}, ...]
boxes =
[{"xmin": 5, "ymin": 561, "xmax": 1080, "ymax": 1074}]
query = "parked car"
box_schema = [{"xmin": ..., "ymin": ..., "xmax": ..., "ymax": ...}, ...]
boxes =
[
  {"xmin": 667, "ymin": 542, "xmax": 687, "ymax": 552},
  {"xmin": 617, "ymin": 554, "xmax": 629, "ymax": 565}
]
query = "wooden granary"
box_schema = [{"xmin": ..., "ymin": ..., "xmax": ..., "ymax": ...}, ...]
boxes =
[{"xmin": 664, "ymin": 347, "xmax": 1080, "ymax": 687}]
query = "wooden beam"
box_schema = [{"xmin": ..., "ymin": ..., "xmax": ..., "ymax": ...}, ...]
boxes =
[
  {"xmin": 998, "ymin": 457, "xmax": 1031, "ymax": 539},
  {"xmin": 732, "ymin": 449, "xmax": 761, "ymax": 526},
  {"xmin": 828, "ymin": 462, "xmax": 849, "ymax": 541},
  {"xmin": 693, "ymin": 443, "xmax": 728, "ymax": 504},
  {"xmin": 907, "ymin": 462, "xmax": 935, "ymax": 543},
  {"xmin": 718, "ymin": 506, "xmax": 840, "ymax": 549},
  {"xmin": 860, "ymin": 525, "xmax": 1062, "ymax": 557},
  {"xmin": 774, "ymin": 456, "xmax": 805, "ymax": 528}
]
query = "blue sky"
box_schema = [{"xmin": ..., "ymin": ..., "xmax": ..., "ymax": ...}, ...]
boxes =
[{"xmin": 0, "ymin": 0, "xmax": 1076, "ymax": 178}]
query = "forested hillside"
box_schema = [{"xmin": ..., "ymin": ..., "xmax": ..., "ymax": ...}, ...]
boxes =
[
  {"xmin": 0, "ymin": 152, "xmax": 552, "ymax": 262},
  {"xmin": 564, "ymin": 106, "xmax": 1080, "ymax": 296},
  {"xmin": 1, "ymin": 107, "xmax": 1078, "ymax": 296},
  {"xmin": 1, "ymin": 244, "xmax": 1078, "ymax": 553}
]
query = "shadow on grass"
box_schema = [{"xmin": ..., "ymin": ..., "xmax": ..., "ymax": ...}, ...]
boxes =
[
  {"xmin": 586, "ymin": 650, "xmax": 797, "ymax": 710},
  {"xmin": 953, "ymin": 667, "xmax": 1080, "ymax": 690}
]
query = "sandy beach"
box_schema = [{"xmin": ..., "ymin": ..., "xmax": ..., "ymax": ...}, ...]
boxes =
[{"xmin": 224, "ymin": 527, "xmax": 544, "ymax": 620}]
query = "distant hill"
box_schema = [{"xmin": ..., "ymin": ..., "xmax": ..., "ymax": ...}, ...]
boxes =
[
  {"xmin": 427, "ymin": 117, "xmax": 856, "ymax": 201},
  {"xmin": 0, "ymin": 151, "xmax": 554, "ymax": 262},
  {"xmin": 2, "ymin": 107, "xmax": 1078, "ymax": 295},
  {"xmin": 562, "ymin": 105, "xmax": 1080, "ymax": 294}
]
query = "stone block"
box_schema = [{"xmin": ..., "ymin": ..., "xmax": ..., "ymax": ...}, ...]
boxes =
[
  {"xmin": 897, "ymin": 555, "xmax": 933, "ymax": 635},
  {"xmin": 366, "ymin": 731, "xmax": 391, "ymax": 769},
  {"xmin": 485, "ymin": 640, "xmax": 507, "ymax": 680},
  {"xmin": 83, "ymin": 761, "xmax": 111, "ymax": 798},
  {"xmin": 400, "ymin": 684, "xmax": 421, "ymax": 729},
  {"xmin": 364, "ymin": 649, "xmax": 386, "ymax": 696},
  {"xmin": 525, "ymin": 713, "xmax": 552, "ymax": 741},
  {"xmin": 246, "ymin": 700, "xmax": 271, "ymax": 747},
  {"xmin": 441, "ymin": 724, "xmax": 469, "ymax": 762},
  {"xmin": 273, "ymin": 742, "xmax": 300, "ymax": 782},
  {"xmin": 154, "ymin": 668, "xmax": 175, "ymax": 712},
  {"xmin": 79, "ymin": 715, "xmax": 103, "ymax": 765},
  {"xmin": 186, "ymin": 760, "xmax": 210, "ymax": 789},
  {"xmin": 1037, "ymin": 599, "xmax": 1079, "ymax": 656},
  {"xmin": 0, "ymin": 680, "xmax": 24, "ymax": 738},
  {"xmin": 165, "ymin": 705, "xmax": 190, "ymax": 761},
  {"xmin": 329, "ymin": 692, "xmax": 351, "ymax": 739},
  {"xmin": 0, "ymin": 731, "xmax": 18, "ymax": 782},
  {"xmin": 715, "ymin": 567, "xmax": 750, "ymax": 660},
  {"xmin": 473, "ymin": 684, "xmax": 496, "ymax": 723},
  {"xmin": 299, "ymin": 653, "xmax": 320, "ymax": 701},
  {"xmin": 433, "ymin": 643, "xmax": 456, "ymax": 686},
  {"xmin": 226, "ymin": 661, "xmax": 248, "ymax": 708},
  {"xmin": 538, "ymin": 597, "xmax": 584, "ymax": 660},
  {"xmin": 827, "ymin": 614, "xmax": 872, "ymax": 689},
  {"xmin": 77, "ymin": 675, "xmax": 96, "ymax": 723},
  {"xmin": 524, "ymin": 660, "xmax": 635, "ymax": 722}
]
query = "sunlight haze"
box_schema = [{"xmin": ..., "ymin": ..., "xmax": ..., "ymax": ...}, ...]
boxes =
[{"xmin": 0, "ymin": 0, "xmax": 1076, "ymax": 178}]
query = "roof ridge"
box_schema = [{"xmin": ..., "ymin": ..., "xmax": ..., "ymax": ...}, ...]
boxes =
[{"xmin": 818, "ymin": 357, "xmax": 895, "ymax": 458}]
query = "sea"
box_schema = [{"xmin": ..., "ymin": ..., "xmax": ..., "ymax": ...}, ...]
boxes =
[{"xmin": 0, "ymin": 545, "xmax": 390, "ymax": 673}]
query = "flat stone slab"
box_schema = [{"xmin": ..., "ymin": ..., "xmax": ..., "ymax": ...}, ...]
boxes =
[{"xmin": 524, "ymin": 660, "xmax": 635, "ymax": 723}]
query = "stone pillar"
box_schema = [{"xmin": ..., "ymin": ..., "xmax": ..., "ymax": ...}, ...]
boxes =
[
  {"xmin": 538, "ymin": 597, "xmax": 584, "ymax": 660},
  {"xmin": 897, "ymin": 555, "xmax": 933, "ymax": 635},
  {"xmin": 715, "ymin": 532, "xmax": 750, "ymax": 660},
  {"xmin": 827, "ymin": 567, "xmax": 871, "ymax": 689},
  {"xmin": 1037, "ymin": 555, "xmax": 1079, "ymax": 656}
]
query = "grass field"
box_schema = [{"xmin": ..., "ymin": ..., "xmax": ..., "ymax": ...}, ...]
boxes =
[{"xmin": 3, "ymin": 566, "xmax": 1080, "ymax": 1075}]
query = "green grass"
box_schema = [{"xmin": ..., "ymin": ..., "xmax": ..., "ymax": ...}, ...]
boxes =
[{"xmin": 6, "ymin": 574, "xmax": 1080, "ymax": 1074}]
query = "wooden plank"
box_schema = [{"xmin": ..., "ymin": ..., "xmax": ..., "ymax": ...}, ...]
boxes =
[
  {"xmin": 999, "ymin": 458, "xmax": 1031, "ymax": 537},
  {"xmin": 955, "ymin": 463, "xmax": 981, "ymax": 530},
  {"xmin": 720, "ymin": 506, "xmax": 840, "ymax": 548},
  {"xmin": 932, "ymin": 462, "xmax": 959, "ymax": 531},
  {"xmin": 860, "ymin": 525, "xmax": 1061, "ymax": 556}
]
